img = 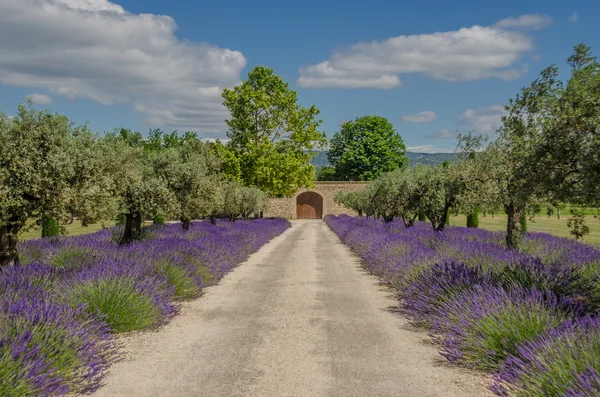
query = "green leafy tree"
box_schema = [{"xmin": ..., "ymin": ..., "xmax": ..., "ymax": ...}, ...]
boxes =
[
  {"xmin": 101, "ymin": 134, "xmax": 175, "ymax": 244},
  {"xmin": 0, "ymin": 102, "xmax": 109, "ymax": 265},
  {"xmin": 328, "ymin": 116, "xmax": 407, "ymax": 181},
  {"xmin": 461, "ymin": 44, "xmax": 600, "ymax": 248},
  {"xmin": 150, "ymin": 139, "xmax": 221, "ymax": 230},
  {"xmin": 239, "ymin": 187, "xmax": 268, "ymax": 219},
  {"xmin": 410, "ymin": 166, "xmax": 452, "ymax": 231},
  {"xmin": 221, "ymin": 66, "xmax": 327, "ymax": 196},
  {"xmin": 316, "ymin": 166, "xmax": 337, "ymax": 181}
]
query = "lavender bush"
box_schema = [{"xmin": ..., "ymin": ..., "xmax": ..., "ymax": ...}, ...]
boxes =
[
  {"xmin": 493, "ymin": 316, "xmax": 600, "ymax": 397},
  {"xmin": 0, "ymin": 218, "xmax": 290, "ymax": 395},
  {"xmin": 325, "ymin": 214, "xmax": 600, "ymax": 395}
]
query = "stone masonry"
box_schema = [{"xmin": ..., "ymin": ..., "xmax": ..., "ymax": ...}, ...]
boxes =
[{"xmin": 265, "ymin": 181, "xmax": 367, "ymax": 219}]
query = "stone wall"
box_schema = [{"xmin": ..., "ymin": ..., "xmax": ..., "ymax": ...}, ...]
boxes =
[{"xmin": 265, "ymin": 181, "xmax": 368, "ymax": 219}]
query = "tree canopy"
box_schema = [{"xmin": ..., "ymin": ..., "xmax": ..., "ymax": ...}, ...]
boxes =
[
  {"xmin": 327, "ymin": 115, "xmax": 407, "ymax": 181},
  {"xmin": 221, "ymin": 66, "xmax": 327, "ymax": 196}
]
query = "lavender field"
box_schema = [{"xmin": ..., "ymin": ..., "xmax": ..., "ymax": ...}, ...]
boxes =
[
  {"xmin": 326, "ymin": 215, "xmax": 600, "ymax": 396},
  {"xmin": 0, "ymin": 219, "xmax": 290, "ymax": 396}
]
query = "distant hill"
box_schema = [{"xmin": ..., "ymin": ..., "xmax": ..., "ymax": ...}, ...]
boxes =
[{"xmin": 311, "ymin": 151, "xmax": 457, "ymax": 169}]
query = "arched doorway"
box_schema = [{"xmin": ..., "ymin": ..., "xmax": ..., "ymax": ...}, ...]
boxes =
[{"xmin": 296, "ymin": 192, "xmax": 323, "ymax": 219}]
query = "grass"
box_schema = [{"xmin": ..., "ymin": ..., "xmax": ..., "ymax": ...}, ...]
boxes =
[
  {"xmin": 18, "ymin": 220, "xmax": 116, "ymax": 241},
  {"xmin": 449, "ymin": 214, "xmax": 600, "ymax": 245}
]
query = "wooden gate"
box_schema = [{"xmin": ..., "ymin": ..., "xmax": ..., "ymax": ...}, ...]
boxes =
[{"xmin": 296, "ymin": 192, "xmax": 323, "ymax": 219}]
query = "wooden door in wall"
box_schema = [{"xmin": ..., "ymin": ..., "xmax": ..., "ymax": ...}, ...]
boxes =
[{"xmin": 296, "ymin": 192, "xmax": 323, "ymax": 219}]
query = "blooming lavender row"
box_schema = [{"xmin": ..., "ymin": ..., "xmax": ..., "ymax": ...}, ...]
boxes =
[
  {"xmin": 325, "ymin": 215, "xmax": 600, "ymax": 396},
  {"xmin": 1, "ymin": 218, "xmax": 290, "ymax": 396}
]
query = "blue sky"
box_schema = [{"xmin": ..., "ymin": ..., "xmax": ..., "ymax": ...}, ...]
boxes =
[{"xmin": 0, "ymin": 0, "xmax": 598, "ymax": 152}]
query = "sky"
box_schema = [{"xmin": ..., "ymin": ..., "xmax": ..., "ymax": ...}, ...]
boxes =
[{"xmin": 0, "ymin": 0, "xmax": 598, "ymax": 153}]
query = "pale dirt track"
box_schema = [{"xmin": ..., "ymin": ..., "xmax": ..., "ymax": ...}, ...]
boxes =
[{"xmin": 94, "ymin": 220, "xmax": 492, "ymax": 397}]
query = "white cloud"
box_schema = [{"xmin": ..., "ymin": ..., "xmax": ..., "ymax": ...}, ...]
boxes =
[
  {"xmin": 569, "ymin": 12, "xmax": 578, "ymax": 22},
  {"xmin": 402, "ymin": 110, "xmax": 436, "ymax": 123},
  {"xmin": 424, "ymin": 129, "xmax": 457, "ymax": 139},
  {"xmin": 458, "ymin": 105, "xmax": 507, "ymax": 134},
  {"xmin": 407, "ymin": 145, "xmax": 453, "ymax": 154},
  {"xmin": 494, "ymin": 13, "xmax": 554, "ymax": 30},
  {"xmin": 298, "ymin": 23, "xmax": 533, "ymax": 89},
  {"xmin": 27, "ymin": 93, "xmax": 53, "ymax": 105},
  {"xmin": 0, "ymin": 0, "xmax": 247, "ymax": 135}
]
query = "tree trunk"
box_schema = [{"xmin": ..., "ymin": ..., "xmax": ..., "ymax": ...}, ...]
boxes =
[
  {"xmin": 134, "ymin": 214, "xmax": 142, "ymax": 232},
  {"xmin": 402, "ymin": 214, "xmax": 417, "ymax": 228},
  {"xmin": 210, "ymin": 216, "xmax": 217, "ymax": 226},
  {"xmin": 119, "ymin": 213, "xmax": 136, "ymax": 245},
  {"xmin": 0, "ymin": 223, "xmax": 20, "ymax": 267},
  {"xmin": 505, "ymin": 201, "xmax": 524, "ymax": 250},
  {"xmin": 431, "ymin": 205, "xmax": 451, "ymax": 232},
  {"xmin": 182, "ymin": 218, "xmax": 191, "ymax": 230},
  {"xmin": 259, "ymin": 211, "xmax": 264, "ymax": 219},
  {"xmin": 382, "ymin": 214, "xmax": 395, "ymax": 223}
]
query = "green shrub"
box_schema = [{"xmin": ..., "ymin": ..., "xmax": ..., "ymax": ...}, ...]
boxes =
[
  {"xmin": 153, "ymin": 214, "xmax": 165, "ymax": 225},
  {"xmin": 466, "ymin": 208, "xmax": 479, "ymax": 228},
  {"xmin": 41, "ymin": 215, "xmax": 60, "ymax": 238},
  {"xmin": 67, "ymin": 277, "xmax": 161, "ymax": 333}
]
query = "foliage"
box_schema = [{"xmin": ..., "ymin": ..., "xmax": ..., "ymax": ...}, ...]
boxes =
[
  {"xmin": 567, "ymin": 207, "xmax": 590, "ymax": 240},
  {"xmin": 101, "ymin": 133, "xmax": 175, "ymax": 243},
  {"xmin": 467, "ymin": 207, "xmax": 479, "ymax": 228},
  {"xmin": 149, "ymin": 140, "xmax": 222, "ymax": 229},
  {"xmin": 0, "ymin": 103, "xmax": 71, "ymax": 265},
  {"xmin": 334, "ymin": 162, "xmax": 473, "ymax": 231},
  {"xmin": 41, "ymin": 214, "xmax": 60, "ymax": 238},
  {"xmin": 457, "ymin": 44, "xmax": 600, "ymax": 249},
  {"xmin": 221, "ymin": 66, "xmax": 327, "ymax": 196},
  {"xmin": 327, "ymin": 115, "xmax": 407, "ymax": 181},
  {"xmin": 316, "ymin": 166, "xmax": 337, "ymax": 181},
  {"xmin": 221, "ymin": 180, "xmax": 268, "ymax": 221}
]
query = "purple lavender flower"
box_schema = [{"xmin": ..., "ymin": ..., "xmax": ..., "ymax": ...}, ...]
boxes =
[
  {"xmin": 1, "ymin": 217, "xmax": 290, "ymax": 395},
  {"xmin": 492, "ymin": 316, "xmax": 600, "ymax": 396}
]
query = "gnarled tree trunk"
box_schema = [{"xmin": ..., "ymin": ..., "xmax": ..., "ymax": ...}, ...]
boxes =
[
  {"xmin": 119, "ymin": 212, "xmax": 143, "ymax": 245},
  {"xmin": 0, "ymin": 223, "xmax": 21, "ymax": 267},
  {"xmin": 505, "ymin": 201, "xmax": 524, "ymax": 249}
]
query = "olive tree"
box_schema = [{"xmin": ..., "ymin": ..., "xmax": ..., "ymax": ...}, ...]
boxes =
[
  {"xmin": 101, "ymin": 134, "xmax": 175, "ymax": 244},
  {"xmin": 150, "ymin": 140, "xmax": 221, "ymax": 230},
  {"xmin": 0, "ymin": 102, "xmax": 110, "ymax": 265}
]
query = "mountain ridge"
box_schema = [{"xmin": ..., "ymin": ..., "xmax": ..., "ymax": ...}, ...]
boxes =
[{"xmin": 311, "ymin": 150, "xmax": 458, "ymax": 169}]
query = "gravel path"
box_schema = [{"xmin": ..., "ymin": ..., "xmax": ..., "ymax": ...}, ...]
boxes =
[{"xmin": 94, "ymin": 220, "xmax": 492, "ymax": 397}]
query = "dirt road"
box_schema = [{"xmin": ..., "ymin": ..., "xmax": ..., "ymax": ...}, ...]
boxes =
[{"xmin": 94, "ymin": 220, "xmax": 491, "ymax": 397}]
